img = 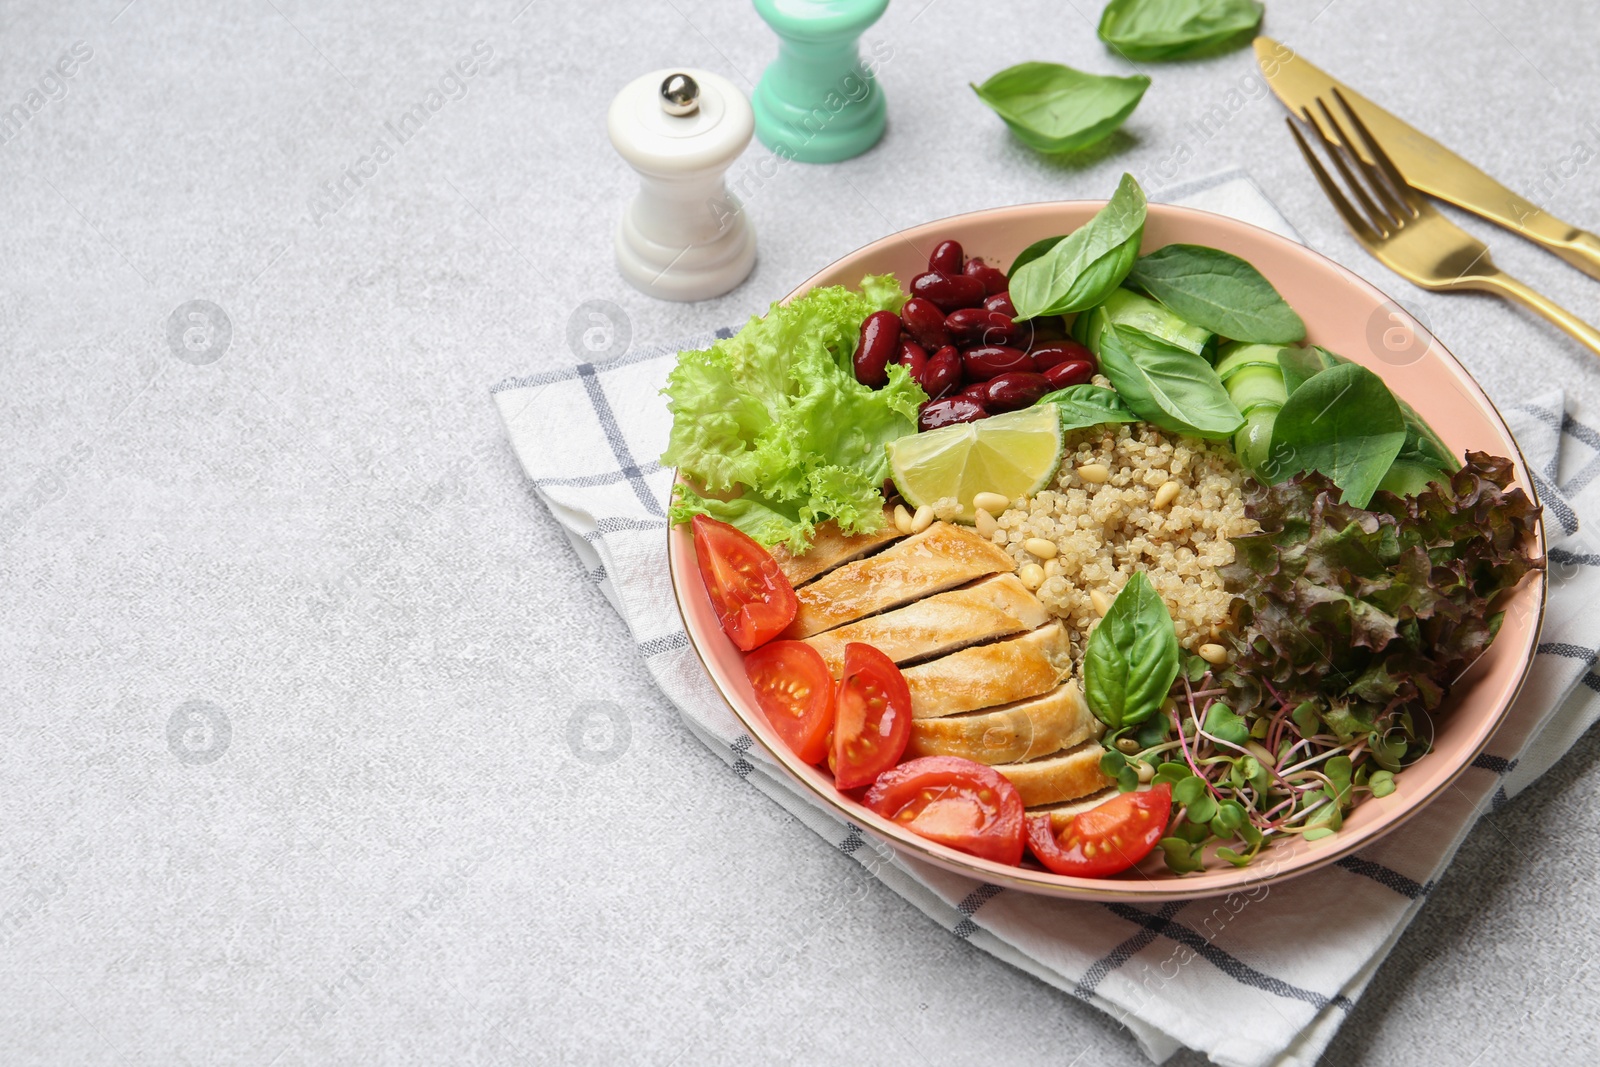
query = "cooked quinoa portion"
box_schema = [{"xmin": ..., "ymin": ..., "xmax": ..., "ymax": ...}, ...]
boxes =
[{"xmin": 987, "ymin": 423, "xmax": 1257, "ymax": 652}]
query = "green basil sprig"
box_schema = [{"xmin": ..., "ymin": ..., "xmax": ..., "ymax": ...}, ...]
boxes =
[
  {"xmin": 1084, "ymin": 571, "xmax": 1180, "ymax": 730},
  {"xmin": 971, "ymin": 63, "xmax": 1150, "ymax": 154},
  {"xmin": 1126, "ymin": 243, "xmax": 1306, "ymax": 344},
  {"xmin": 1097, "ymin": 324, "xmax": 1243, "ymax": 439},
  {"xmin": 1264, "ymin": 361, "xmax": 1406, "ymax": 507},
  {"xmin": 1010, "ymin": 173, "xmax": 1147, "ymax": 320},
  {"xmin": 1097, "ymin": 0, "xmax": 1264, "ymax": 61},
  {"xmin": 1038, "ymin": 383, "xmax": 1140, "ymax": 432}
]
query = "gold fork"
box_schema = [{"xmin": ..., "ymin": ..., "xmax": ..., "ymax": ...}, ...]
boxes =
[{"xmin": 1289, "ymin": 89, "xmax": 1600, "ymax": 358}]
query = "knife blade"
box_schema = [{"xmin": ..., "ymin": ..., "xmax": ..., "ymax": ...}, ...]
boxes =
[{"xmin": 1255, "ymin": 36, "xmax": 1600, "ymax": 282}]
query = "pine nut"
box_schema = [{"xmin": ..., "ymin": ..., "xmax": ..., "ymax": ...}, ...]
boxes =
[
  {"xmin": 910, "ymin": 504, "xmax": 934, "ymax": 534},
  {"xmin": 1114, "ymin": 736, "xmax": 1140, "ymax": 755},
  {"xmin": 1198, "ymin": 642, "xmax": 1229, "ymax": 665},
  {"xmin": 1023, "ymin": 537, "xmax": 1058, "ymax": 560},
  {"xmin": 973, "ymin": 492, "xmax": 1011, "ymax": 515},
  {"xmin": 1043, "ymin": 559, "xmax": 1062, "ymax": 579},
  {"xmin": 1152, "ymin": 480, "xmax": 1180, "ymax": 509},
  {"xmin": 1090, "ymin": 588, "xmax": 1112, "ymax": 616},
  {"xmin": 893, "ymin": 504, "xmax": 913, "ymax": 535},
  {"xmin": 1077, "ymin": 463, "xmax": 1110, "ymax": 484},
  {"xmin": 1018, "ymin": 563, "xmax": 1045, "ymax": 591},
  {"xmin": 974, "ymin": 507, "xmax": 998, "ymax": 537},
  {"xmin": 1136, "ymin": 760, "xmax": 1155, "ymax": 784}
]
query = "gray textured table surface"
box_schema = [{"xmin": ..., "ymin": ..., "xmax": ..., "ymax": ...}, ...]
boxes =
[{"xmin": 5, "ymin": 1, "xmax": 1599, "ymax": 1063}]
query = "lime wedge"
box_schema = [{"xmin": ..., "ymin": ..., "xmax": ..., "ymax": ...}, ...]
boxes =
[{"xmin": 886, "ymin": 406, "xmax": 1063, "ymax": 522}]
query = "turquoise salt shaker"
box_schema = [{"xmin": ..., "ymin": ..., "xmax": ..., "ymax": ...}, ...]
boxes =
[{"xmin": 751, "ymin": 0, "xmax": 889, "ymax": 163}]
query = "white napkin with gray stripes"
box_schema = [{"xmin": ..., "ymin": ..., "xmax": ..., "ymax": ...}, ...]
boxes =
[{"xmin": 492, "ymin": 172, "xmax": 1600, "ymax": 1067}]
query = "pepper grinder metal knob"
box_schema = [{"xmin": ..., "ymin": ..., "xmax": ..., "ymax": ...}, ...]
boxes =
[
  {"xmin": 607, "ymin": 68, "xmax": 756, "ymax": 302},
  {"xmin": 751, "ymin": 0, "xmax": 889, "ymax": 163}
]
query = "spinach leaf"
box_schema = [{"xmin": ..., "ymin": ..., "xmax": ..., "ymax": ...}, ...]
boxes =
[
  {"xmin": 1276, "ymin": 345, "xmax": 1325, "ymax": 396},
  {"xmin": 1306, "ymin": 346, "xmax": 1459, "ymax": 473},
  {"xmin": 1009, "ymin": 235, "xmax": 1065, "ymax": 279},
  {"xmin": 1084, "ymin": 571, "xmax": 1180, "ymax": 729},
  {"xmin": 1126, "ymin": 243, "xmax": 1306, "ymax": 344},
  {"xmin": 1098, "ymin": 0, "xmax": 1264, "ymax": 61},
  {"xmin": 1266, "ymin": 361, "xmax": 1406, "ymax": 508},
  {"xmin": 1010, "ymin": 173, "xmax": 1147, "ymax": 319},
  {"xmin": 1039, "ymin": 384, "xmax": 1140, "ymax": 431},
  {"xmin": 971, "ymin": 63, "xmax": 1150, "ymax": 154},
  {"xmin": 1097, "ymin": 325, "xmax": 1244, "ymax": 439}
]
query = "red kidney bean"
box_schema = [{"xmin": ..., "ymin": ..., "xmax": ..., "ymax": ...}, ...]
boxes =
[
  {"xmin": 959, "ymin": 381, "xmax": 991, "ymax": 400},
  {"xmin": 929, "ymin": 239, "xmax": 964, "ymax": 275},
  {"xmin": 1029, "ymin": 340, "xmax": 1097, "ymax": 373},
  {"xmin": 945, "ymin": 307, "xmax": 1020, "ymax": 348},
  {"xmin": 915, "ymin": 345, "xmax": 962, "ymax": 399},
  {"xmin": 984, "ymin": 371, "xmax": 1054, "ymax": 413},
  {"xmin": 852, "ymin": 310, "xmax": 900, "ymax": 388},
  {"xmin": 896, "ymin": 338, "xmax": 928, "ymax": 379},
  {"xmin": 962, "ymin": 344, "xmax": 1035, "ymax": 382},
  {"xmin": 1042, "ymin": 359, "xmax": 1096, "ymax": 389},
  {"xmin": 1029, "ymin": 316, "xmax": 1070, "ymax": 343},
  {"xmin": 983, "ymin": 291, "xmax": 1017, "ymax": 318},
  {"xmin": 919, "ymin": 395, "xmax": 987, "ymax": 431},
  {"xmin": 963, "ymin": 261, "xmax": 1009, "ymax": 295},
  {"xmin": 900, "ymin": 297, "xmax": 951, "ymax": 350},
  {"xmin": 911, "ymin": 271, "xmax": 986, "ymax": 312}
]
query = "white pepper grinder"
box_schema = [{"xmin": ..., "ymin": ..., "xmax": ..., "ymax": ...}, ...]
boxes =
[{"xmin": 607, "ymin": 68, "xmax": 757, "ymax": 302}]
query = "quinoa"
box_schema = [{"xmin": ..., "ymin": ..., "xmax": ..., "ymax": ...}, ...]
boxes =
[{"xmin": 991, "ymin": 421, "xmax": 1257, "ymax": 653}]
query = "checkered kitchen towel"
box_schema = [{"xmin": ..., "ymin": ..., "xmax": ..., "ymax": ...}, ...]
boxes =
[{"xmin": 492, "ymin": 173, "xmax": 1600, "ymax": 1067}]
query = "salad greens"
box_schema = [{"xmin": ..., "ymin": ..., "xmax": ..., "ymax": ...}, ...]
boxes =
[
  {"xmin": 1266, "ymin": 361, "xmax": 1407, "ymax": 508},
  {"xmin": 1084, "ymin": 572, "xmax": 1180, "ymax": 730},
  {"xmin": 1010, "ymin": 173, "xmax": 1147, "ymax": 320},
  {"xmin": 1126, "ymin": 244, "xmax": 1306, "ymax": 344},
  {"xmin": 1098, "ymin": 0, "xmax": 1265, "ymax": 61},
  {"xmin": 1073, "ymin": 286, "xmax": 1214, "ymax": 360},
  {"xmin": 1039, "ymin": 383, "xmax": 1140, "ymax": 431},
  {"xmin": 662, "ymin": 276, "xmax": 923, "ymax": 551},
  {"xmin": 970, "ymin": 63, "xmax": 1150, "ymax": 154},
  {"xmin": 1097, "ymin": 325, "xmax": 1244, "ymax": 439}
]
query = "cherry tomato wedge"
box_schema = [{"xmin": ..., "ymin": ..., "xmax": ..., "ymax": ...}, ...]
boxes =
[
  {"xmin": 865, "ymin": 756, "xmax": 1025, "ymax": 864},
  {"xmin": 690, "ymin": 514, "xmax": 797, "ymax": 652},
  {"xmin": 1026, "ymin": 782, "xmax": 1172, "ymax": 877},
  {"xmin": 831, "ymin": 643, "xmax": 912, "ymax": 790},
  {"xmin": 745, "ymin": 641, "xmax": 834, "ymax": 764}
]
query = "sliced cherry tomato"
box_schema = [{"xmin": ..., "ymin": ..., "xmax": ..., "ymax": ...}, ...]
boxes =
[
  {"xmin": 745, "ymin": 641, "xmax": 834, "ymax": 764},
  {"xmin": 865, "ymin": 756, "xmax": 1025, "ymax": 864},
  {"xmin": 690, "ymin": 514, "xmax": 797, "ymax": 651},
  {"xmin": 1026, "ymin": 782, "xmax": 1173, "ymax": 877},
  {"xmin": 831, "ymin": 643, "xmax": 912, "ymax": 790}
]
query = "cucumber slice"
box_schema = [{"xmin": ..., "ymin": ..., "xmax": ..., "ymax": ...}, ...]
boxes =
[
  {"xmin": 1075, "ymin": 288, "xmax": 1213, "ymax": 359},
  {"xmin": 1226, "ymin": 364, "xmax": 1289, "ymax": 416},
  {"xmin": 1215, "ymin": 341, "xmax": 1289, "ymax": 383}
]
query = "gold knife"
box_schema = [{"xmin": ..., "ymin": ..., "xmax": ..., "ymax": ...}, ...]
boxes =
[{"xmin": 1255, "ymin": 36, "xmax": 1600, "ymax": 282}]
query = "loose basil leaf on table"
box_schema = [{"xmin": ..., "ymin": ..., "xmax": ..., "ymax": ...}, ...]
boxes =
[
  {"xmin": 1265, "ymin": 360, "xmax": 1407, "ymax": 508},
  {"xmin": 1097, "ymin": 324, "xmax": 1244, "ymax": 439},
  {"xmin": 1084, "ymin": 571, "xmax": 1180, "ymax": 730},
  {"xmin": 1126, "ymin": 243, "xmax": 1306, "ymax": 344},
  {"xmin": 1039, "ymin": 383, "xmax": 1140, "ymax": 431},
  {"xmin": 1010, "ymin": 173, "xmax": 1148, "ymax": 319},
  {"xmin": 971, "ymin": 62, "xmax": 1150, "ymax": 154},
  {"xmin": 1097, "ymin": 0, "xmax": 1264, "ymax": 61}
]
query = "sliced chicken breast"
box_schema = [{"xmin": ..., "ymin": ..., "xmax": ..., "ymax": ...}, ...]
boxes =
[
  {"xmin": 994, "ymin": 742, "xmax": 1113, "ymax": 807},
  {"xmin": 903, "ymin": 621, "xmax": 1073, "ymax": 719},
  {"xmin": 769, "ymin": 510, "xmax": 902, "ymax": 588},
  {"xmin": 802, "ymin": 574, "xmax": 1050, "ymax": 676},
  {"xmin": 906, "ymin": 680, "xmax": 1102, "ymax": 765},
  {"xmin": 783, "ymin": 521, "xmax": 1016, "ymax": 640}
]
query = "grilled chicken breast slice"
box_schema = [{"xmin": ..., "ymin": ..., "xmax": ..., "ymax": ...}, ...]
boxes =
[
  {"xmin": 994, "ymin": 742, "xmax": 1113, "ymax": 807},
  {"xmin": 906, "ymin": 680, "xmax": 1102, "ymax": 765},
  {"xmin": 783, "ymin": 521, "xmax": 1016, "ymax": 639},
  {"xmin": 802, "ymin": 574, "xmax": 1050, "ymax": 676},
  {"xmin": 768, "ymin": 510, "xmax": 902, "ymax": 588},
  {"xmin": 903, "ymin": 621, "xmax": 1072, "ymax": 719}
]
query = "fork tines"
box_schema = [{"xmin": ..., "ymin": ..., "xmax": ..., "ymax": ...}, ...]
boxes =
[{"xmin": 1288, "ymin": 88, "xmax": 1420, "ymax": 240}]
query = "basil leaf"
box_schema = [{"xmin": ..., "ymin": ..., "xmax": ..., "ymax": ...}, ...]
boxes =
[
  {"xmin": 1266, "ymin": 361, "xmax": 1407, "ymax": 508},
  {"xmin": 1126, "ymin": 244, "xmax": 1306, "ymax": 344},
  {"xmin": 1010, "ymin": 173, "xmax": 1147, "ymax": 319},
  {"xmin": 1084, "ymin": 571, "xmax": 1180, "ymax": 729},
  {"xmin": 1098, "ymin": 0, "xmax": 1264, "ymax": 61},
  {"xmin": 1097, "ymin": 325, "xmax": 1244, "ymax": 439},
  {"xmin": 1008, "ymin": 235, "xmax": 1065, "ymax": 279},
  {"xmin": 971, "ymin": 63, "xmax": 1150, "ymax": 154},
  {"xmin": 1039, "ymin": 384, "xmax": 1140, "ymax": 431},
  {"xmin": 1306, "ymin": 346, "xmax": 1459, "ymax": 473}
]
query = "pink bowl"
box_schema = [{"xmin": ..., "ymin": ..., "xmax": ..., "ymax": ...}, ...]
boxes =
[{"xmin": 667, "ymin": 201, "xmax": 1547, "ymax": 901}]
